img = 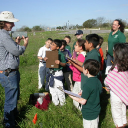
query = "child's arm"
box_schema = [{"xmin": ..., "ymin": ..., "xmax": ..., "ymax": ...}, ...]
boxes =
[
  {"xmin": 69, "ymin": 95, "xmax": 87, "ymax": 105},
  {"xmin": 55, "ymin": 60, "xmax": 66, "ymax": 67},
  {"xmin": 74, "ymin": 59, "xmax": 84, "ymax": 66},
  {"xmin": 70, "ymin": 58, "xmax": 83, "ymax": 66},
  {"xmin": 69, "ymin": 54, "xmax": 85, "ymax": 72},
  {"xmin": 71, "ymin": 62, "xmax": 83, "ymax": 72},
  {"xmin": 38, "ymin": 57, "xmax": 48, "ymax": 61},
  {"xmin": 38, "ymin": 56, "xmax": 43, "ymax": 60},
  {"xmin": 104, "ymin": 78, "xmax": 111, "ymax": 92}
]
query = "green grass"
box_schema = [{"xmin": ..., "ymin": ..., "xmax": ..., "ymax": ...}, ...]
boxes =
[{"xmin": 0, "ymin": 31, "xmax": 128, "ymax": 128}]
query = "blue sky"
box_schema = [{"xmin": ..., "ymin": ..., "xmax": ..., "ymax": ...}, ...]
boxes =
[{"xmin": 0, "ymin": 0, "xmax": 128, "ymax": 30}]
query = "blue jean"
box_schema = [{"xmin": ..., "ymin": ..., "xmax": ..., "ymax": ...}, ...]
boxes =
[
  {"xmin": 106, "ymin": 54, "xmax": 114, "ymax": 67},
  {"xmin": 0, "ymin": 70, "xmax": 20, "ymax": 128}
]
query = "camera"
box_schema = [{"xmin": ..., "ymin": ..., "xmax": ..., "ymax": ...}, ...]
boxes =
[{"xmin": 11, "ymin": 31, "xmax": 28, "ymax": 38}]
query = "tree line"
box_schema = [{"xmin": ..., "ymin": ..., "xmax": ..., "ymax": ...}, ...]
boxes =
[{"xmin": 16, "ymin": 17, "xmax": 128, "ymax": 32}]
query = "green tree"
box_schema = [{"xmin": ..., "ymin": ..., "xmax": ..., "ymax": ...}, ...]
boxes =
[
  {"xmin": 56, "ymin": 26, "xmax": 62, "ymax": 29},
  {"xmin": 17, "ymin": 26, "xmax": 31, "ymax": 32},
  {"xmin": 32, "ymin": 26, "xmax": 42, "ymax": 31},
  {"xmin": 83, "ymin": 19, "xmax": 97, "ymax": 28},
  {"xmin": 101, "ymin": 23, "xmax": 110, "ymax": 27},
  {"xmin": 23, "ymin": 27, "xmax": 32, "ymax": 32}
]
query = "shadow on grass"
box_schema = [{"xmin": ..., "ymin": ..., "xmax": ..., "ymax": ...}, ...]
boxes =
[
  {"xmin": 99, "ymin": 73, "xmax": 110, "ymax": 128},
  {"xmin": 15, "ymin": 102, "xmax": 33, "ymax": 128},
  {"xmin": 99, "ymin": 89, "xmax": 110, "ymax": 128}
]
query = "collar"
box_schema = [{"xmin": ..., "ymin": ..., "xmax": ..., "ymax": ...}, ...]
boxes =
[
  {"xmin": 1, "ymin": 29, "xmax": 10, "ymax": 35},
  {"xmin": 87, "ymin": 48, "xmax": 97, "ymax": 54},
  {"xmin": 44, "ymin": 45, "xmax": 50, "ymax": 50},
  {"xmin": 88, "ymin": 76, "xmax": 97, "ymax": 79},
  {"xmin": 111, "ymin": 30, "xmax": 120, "ymax": 35}
]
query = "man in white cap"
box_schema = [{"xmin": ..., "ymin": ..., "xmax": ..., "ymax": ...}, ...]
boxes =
[{"xmin": 0, "ymin": 11, "xmax": 28, "ymax": 128}]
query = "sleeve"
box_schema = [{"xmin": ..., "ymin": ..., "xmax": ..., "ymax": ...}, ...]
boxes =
[
  {"xmin": 2, "ymin": 33, "xmax": 25, "ymax": 56},
  {"xmin": 60, "ymin": 53, "xmax": 66, "ymax": 63},
  {"xmin": 37, "ymin": 47, "xmax": 43, "ymax": 57},
  {"xmin": 81, "ymin": 84, "xmax": 91, "ymax": 100},
  {"xmin": 68, "ymin": 50, "xmax": 72, "ymax": 58},
  {"xmin": 119, "ymin": 33, "xmax": 126, "ymax": 43},
  {"xmin": 69, "ymin": 46, "xmax": 71, "ymax": 53},
  {"xmin": 72, "ymin": 42, "xmax": 76, "ymax": 51},
  {"xmin": 77, "ymin": 54, "xmax": 85, "ymax": 63}
]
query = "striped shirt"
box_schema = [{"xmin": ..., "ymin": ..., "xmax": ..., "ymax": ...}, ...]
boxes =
[
  {"xmin": 0, "ymin": 29, "xmax": 26, "ymax": 70},
  {"xmin": 104, "ymin": 66, "xmax": 128, "ymax": 105}
]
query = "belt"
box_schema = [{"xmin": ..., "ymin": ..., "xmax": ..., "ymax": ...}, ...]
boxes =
[
  {"xmin": 40, "ymin": 61, "xmax": 46, "ymax": 63},
  {"xmin": 0, "ymin": 69, "xmax": 18, "ymax": 73}
]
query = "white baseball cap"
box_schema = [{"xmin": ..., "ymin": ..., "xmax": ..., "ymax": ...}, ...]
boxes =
[{"xmin": 0, "ymin": 11, "xmax": 19, "ymax": 22}]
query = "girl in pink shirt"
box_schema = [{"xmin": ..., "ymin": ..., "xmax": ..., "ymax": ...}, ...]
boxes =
[
  {"xmin": 69, "ymin": 39, "xmax": 86, "ymax": 110},
  {"xmin": 104, "ymin": 43, "xmax": 128, "ymax": 128}
]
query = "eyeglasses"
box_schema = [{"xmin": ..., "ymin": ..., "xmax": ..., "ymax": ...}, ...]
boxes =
[{"xmin": 112, "ymin": 24, "xmax": 118, "ymax": 26}]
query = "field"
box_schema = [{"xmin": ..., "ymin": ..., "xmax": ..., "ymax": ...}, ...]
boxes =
[{"xmin": 0, "ymin": 31, "xmax": 128, "ymax": 128}]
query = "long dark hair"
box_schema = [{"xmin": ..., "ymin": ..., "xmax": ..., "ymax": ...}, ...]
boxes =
[
  {"xmin": 111, "ymin": 19, "xmax": 125, "ymax": 33},
  {"xmin": 110, "ymin": 43, "xmax": 128, "ymax": 72}
]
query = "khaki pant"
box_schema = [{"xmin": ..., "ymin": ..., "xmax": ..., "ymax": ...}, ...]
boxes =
[
  {"xmin": 63, "ymin": 72, "xmax": 73, "ymax": 91},
  {"xmin": 72, "ymin": 81, "xmax": 81, "ymax": 110},
  {"xmin": 110, "ymin": 91, "xmax": 127, "ymax": 127},
  {"xmin": 83, "ymin": 116, "xmax": 99, "ymax": 128},
  {"xmin": 49, "ymin": 70, "xmax": 65, "ymax": 106}
]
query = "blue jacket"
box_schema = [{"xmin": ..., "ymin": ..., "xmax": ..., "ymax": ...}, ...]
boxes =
[{"xmin": 46, "ymin": 72, "xmax": 64, "ymax": 89}]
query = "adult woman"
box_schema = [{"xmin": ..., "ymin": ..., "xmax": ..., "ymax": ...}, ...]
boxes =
[{"xmin": 106, "ymin": 19, "xmax": 126, "ymax": 74}]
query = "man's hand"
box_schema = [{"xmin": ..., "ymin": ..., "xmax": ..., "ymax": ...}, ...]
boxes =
[
  {"xmin": 15, "ymin": 36, "xmax": 21, "ymax": 45},
  {"xmin": 23, "ymin": 36, "xmax": 29, "ymax": 48}
]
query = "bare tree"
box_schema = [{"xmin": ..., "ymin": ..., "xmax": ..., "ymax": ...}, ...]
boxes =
[{"xmin": 96, "ymin": 17, "xmax": 105, "ymax": 27}]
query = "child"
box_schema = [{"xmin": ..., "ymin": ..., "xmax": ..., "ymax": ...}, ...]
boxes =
[
  {"xmin": 37, "ymin": 38, "xmax": 53, "ymax": 90},
  {"xmin": 104, "ymin": 43, "xmax": 128, "ymax": 128},
  {"xmin": 69, "ymin": 39, "xmax": 86, "ymax": 110},
  {"xmin": 96, "ymin": 36, "xmax": 104, "ymax": 71},
  {"xmin": 72, "ymin": 30, "xmax": 83, "ymax": 52},
  {"xmin": 47, "ymin": 39, "xmax": 66, "ymax": 106},
  {"xmin": 69, "ymin": 34, "xmax": 101, "ymax": 91},
  {"xmin": 69, "ymin": 59, "xmax": 102, "ymax": 128},
  {"xmin": 64, "ymin": 36, "xmax": 71, "ymax": 53},
  {"xmin": 96, "ymin": 36, "xmax": 104, "ymax": 83},
  {"xmin": 60, "ymin": 40, "xmax": 73, "ymax": 91}
]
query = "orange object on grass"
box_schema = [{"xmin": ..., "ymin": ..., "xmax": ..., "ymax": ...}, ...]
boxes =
[{"xmin": 33, "ymin": 113, "xmax": 37, "ymax": 124}]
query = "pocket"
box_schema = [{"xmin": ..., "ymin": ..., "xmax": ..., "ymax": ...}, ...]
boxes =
[
  {"xmin": 8, "ymin": 71, "xmax": 16, "ymax": 77},
  {"xmin": 0, "ymin": 73, "xmax": 8, "ymax": 87},
  {"xmin": 7, "ymin": 71, "xmax": 18, "ymax": 89}
]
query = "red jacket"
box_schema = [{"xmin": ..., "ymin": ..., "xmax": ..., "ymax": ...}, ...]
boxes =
[{"xmin": 98, "ymin": 47, "xmax": 104, "ymax": 71}]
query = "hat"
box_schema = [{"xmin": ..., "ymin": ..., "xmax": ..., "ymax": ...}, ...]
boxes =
[
  {"xmin": 74, "ymin": 30, "xmax": 83, "ymax": 36},
  {"xmin": 0, "ymin": 11, "xmax": 19, "ymax": 22}
]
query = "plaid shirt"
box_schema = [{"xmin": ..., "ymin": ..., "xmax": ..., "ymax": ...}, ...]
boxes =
[{"xmin": 0, "ymin": 29, "xmax": 26, "ymax": 70}]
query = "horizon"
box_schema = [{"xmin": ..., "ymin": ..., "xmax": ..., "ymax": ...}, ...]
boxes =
[{"xmin": 0, "ymin": 0, "xmax": 128, "ymax": 31}]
